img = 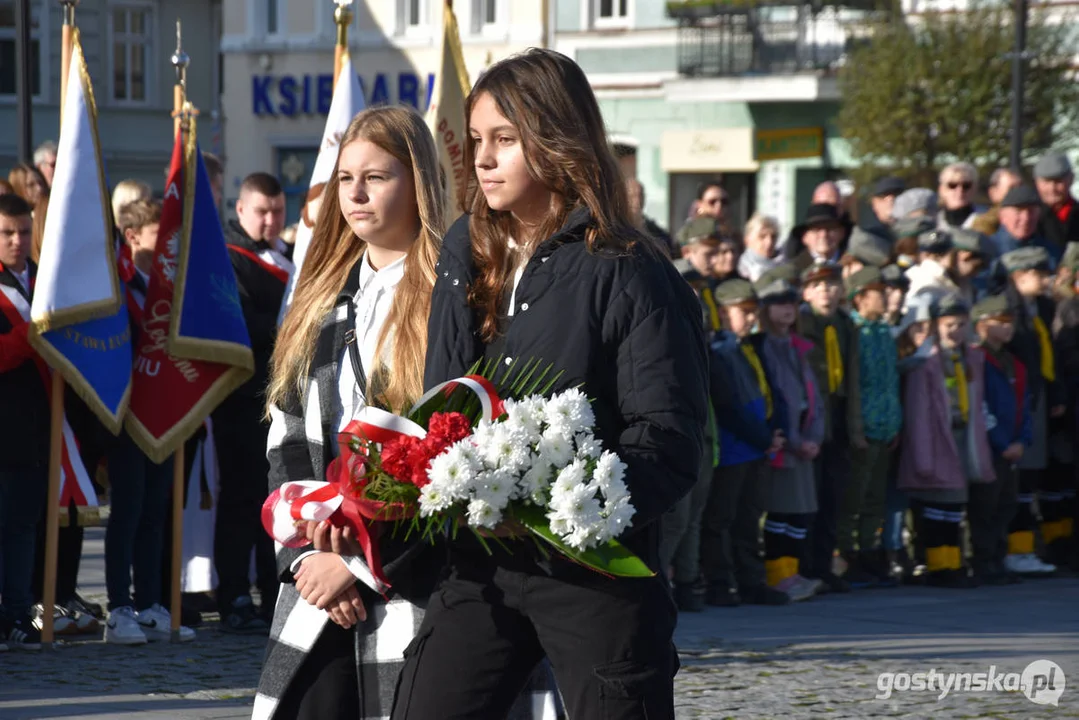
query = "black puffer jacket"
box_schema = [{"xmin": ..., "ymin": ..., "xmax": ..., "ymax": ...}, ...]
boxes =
[{"xmin": 425, "ymin": 209, "xmax": 709, "ymax": 568}]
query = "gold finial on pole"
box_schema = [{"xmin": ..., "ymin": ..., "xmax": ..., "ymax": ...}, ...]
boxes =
[
  {"xmin": 171, "ymin": 19, "xmax": 190, "ymax": 137},
  {"xmin": 59, "ymin": 0, "xmax": 79, "ymax": 112},
  {"xmin": 333, "ymin": 1, "xmax": 354, "ymax": 91}
]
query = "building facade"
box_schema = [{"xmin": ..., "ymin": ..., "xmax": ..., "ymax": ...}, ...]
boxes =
[
  {"xmin": 553, "ymin": 0, "xmax": 865, "ymax": 237},
  {"xmin": 0, "ymin": 0, "xmax": 222, "ymax": 190},
  {"xmin": 220, "ymin": 0, "xmax": 547, "ymax": 222}
]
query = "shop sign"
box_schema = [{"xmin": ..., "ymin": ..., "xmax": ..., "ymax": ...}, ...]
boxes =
[
  {"xmin": 252, "ymin": 72, "xmax": 436, "ymax": 116},
  {"xmin": 755, "ymin": 127, "xmax": 824, "ymax": 161}
]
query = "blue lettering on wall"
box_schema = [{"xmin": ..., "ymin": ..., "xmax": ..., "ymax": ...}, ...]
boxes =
[
  {"xmin": 252, "ymin": 76, "xmax": 275, "ymax": 116},
  {"xmin": 251, "ymin": 72, "xmax": 437, "ymax": 117},
  {"xmin": 279, "ymin": 76, "xmax": 298, "ymax": 116}
]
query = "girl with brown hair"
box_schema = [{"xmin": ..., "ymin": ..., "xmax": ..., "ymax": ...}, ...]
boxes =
[
  {"xmin": 392, "ymin": 49, "xmax": 709, "ymax": 720},
  {"xmin": 257, "ymin": 106, "xmax": 554, "ymax": 720},
  {"xmin": 7, "ymin": 163, "xmax": 47, "ymax": 206}
]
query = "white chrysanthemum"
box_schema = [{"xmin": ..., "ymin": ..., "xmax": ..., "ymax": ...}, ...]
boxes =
[
  {"xmin": 502, "ymin": 397, "xmax": 544, "ymax": 443},
  {"xmin": 418, "ymin": 484, "xmax": 455, "ymax": 516},
  {"xmin": 518, "ymin": 461, "xmax": 553, "ymax": 503},
  {"xmin": 602, "ymin": 496, "xmax": 636, "ymax": 539},
  {"xmin": 537, "ymin": 427, "xmax": 574, "ymax": 468},
  {"xmin": 475, "ymin": 469, "xmax": 515, "ymax": 511},
  {"xmin": 480, "ymin": 424, "xmax": 532, "ymax": 474},
  {"xmin": 592, "ymin": 451, "xmax": 627, "ymax": 494},
  {"xmin": 466, "ymin": 498, "xmax": 501, "ymax": 529},
  {"xmin": 574, "ymin": 432, "xmax": 601, "ymax": 461},
  {"xmin": 543, "ymin": 388, "xmax": 595, "ymax": 437},
  {"xmin": 551, "ymin": 459, "xmax": 587, "ymax": 498},
  {"xmin": 425, "ymin": 442, "xmax": 479, "ymax": 499}
]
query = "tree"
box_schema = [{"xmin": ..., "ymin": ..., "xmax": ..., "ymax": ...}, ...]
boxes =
[{"xmin": 838, "ymin": 4, "xmax": 1079, "ymax": 186}]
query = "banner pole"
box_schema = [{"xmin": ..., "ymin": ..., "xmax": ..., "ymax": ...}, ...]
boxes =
[
  {"xmin": 170, "ymin": 449, "xmax": 184, "ymax": 640},
  {"xmin": 333, "ymin": 1, "xmax": 353, "ymax": 92},
  {"xmin": 168, "ymin": 22, "xmax": 190, "ymax": 642},
  {"xmin": 41, "ymin": 0, "xmax": 81, "ymax": 650}
]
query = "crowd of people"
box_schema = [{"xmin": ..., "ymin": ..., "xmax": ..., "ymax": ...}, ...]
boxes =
[
  {"xmin": 0, "ymin": 142, "xmax": 296, "ymax": 650},
  {"xmin": 0, "ymin": 47, "xmax": 1076, "ymax": 720},
  {"xmin": 656, "ymin": 156, "xmax": 1079, "ymax": 610}
]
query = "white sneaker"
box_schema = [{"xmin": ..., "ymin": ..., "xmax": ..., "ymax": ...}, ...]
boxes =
[
  {"xmin": 137, "ymin": 604, "xmax": 195, "ymax": 643},
  {"xmin": 105, "ymin": 606, "xmax": 148, "ymax": 645},
  {"xmin": 1004, "ymin": 553, "xmax": 1057, "ymax": 575}
]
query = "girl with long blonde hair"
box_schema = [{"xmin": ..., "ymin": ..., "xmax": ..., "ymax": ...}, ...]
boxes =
[{"xmin": 257, "ymin": 106, "xmax": 556, "ymax": 720}]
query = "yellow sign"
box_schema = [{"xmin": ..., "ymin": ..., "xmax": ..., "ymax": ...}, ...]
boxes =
[
  {"xmin": 755, "ymin": 127, "xmax": 824, "ymax": 161},
  {"xmin": 660, "ymin": 128, "xmax": 758, "ymax": 172}
]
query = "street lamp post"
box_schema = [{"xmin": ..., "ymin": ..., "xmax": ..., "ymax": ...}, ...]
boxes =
[
  {"xmin": 15, "ymin": 0, "xmax": 33, "ymax": 162},
  {"xmin": 1010, "ymin": 0, "xmax": 1028, "ymax": 171}
]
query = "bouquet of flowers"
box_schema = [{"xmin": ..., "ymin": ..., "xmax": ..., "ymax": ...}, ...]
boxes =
[{"xmin": 263, "ymin": 362, "xmax": 653, "ymax": 591}]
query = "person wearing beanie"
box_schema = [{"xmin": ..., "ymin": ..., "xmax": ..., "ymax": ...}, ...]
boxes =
[
  {"xmin": 892, "ymin": 188, "xmax": 939, "ymax": 223},
  {"xmin": 897, "ymin": 294, "xmax": 995, "ymax": 589},
  {"xmin": 838, "ymin": 267, "xmax": 902, "ymax": 588},
  {"xmin": 969, "ymin": 294, "xmax": 1031, "ymax": 585},
  {"xmin": 754, "ymin": 279, "xmax": 826, "ymax": 602},
  {"xmin": 700, "ymin": 279, "xmax": 791, "ymax": 608},
  {"xmin": 797, "ymin": 261, "xmax": 863, "ymax": 593},
  {"xmin": 1000, "ymin": 247, "xmax": 1060, "ymax": 576}
]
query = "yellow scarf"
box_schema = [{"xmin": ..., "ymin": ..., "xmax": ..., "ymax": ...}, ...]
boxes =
[
  {"xmin": 742, "ymin": 343, "xmax": 773, "ymax": 419},
  {"xmin": 952, "ymin": 353, "xmax": 969, "ymax": 424},
  {"xmin": 1033, "ymin": 315, "xmax": 1056, "ymax": 382},
  {"xmin": 824, "ymin": 324, "xmax": 844, "ymax": 394},
  {"xmin": 701, "ymin": 287, "xmax": 721, "ymax": 333}
]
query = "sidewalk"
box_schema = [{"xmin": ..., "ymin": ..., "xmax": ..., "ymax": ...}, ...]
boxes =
[{"xmin": 1, "ymin": 527, "xmax": 1076, "ymax": 718}]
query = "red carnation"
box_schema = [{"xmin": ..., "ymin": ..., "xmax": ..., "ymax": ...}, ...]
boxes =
[
  {"xmin": 381, "ymin": 436, "xmax": 422, "ymax": 481},
  {"xmin": 426, "ymin": 412, "xmax": 473, "ymax": 454}
]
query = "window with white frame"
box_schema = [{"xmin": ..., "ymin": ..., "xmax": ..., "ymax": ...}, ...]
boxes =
[
  {"xmin": 396, "ymin": 0, "xmax": 428, "ymax": 36},
  {"xmin": 470, "ymin": 0, "xmax": 497, "ymax": 34},
  {"xmin": 595, "ymin": 0, "xmax": 630, "ymax": 26},
  {"xmin": 0, "ymin": 0, "xmax": 42, "ymax": 97},
  {"xmin": 109, "ymin": 4, "xmax": 152, "ymax": 104}
]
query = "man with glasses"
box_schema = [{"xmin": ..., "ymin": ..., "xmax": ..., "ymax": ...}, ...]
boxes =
[
  {"xmin": 1034, "ymin": 151, "xmax": 1079, "ymax": 251},
  {"xmin": 33, "ymin": 142, "xmax": 57, "ymax": 189},
  {"xmin": 938, "ymin": 162, "xmax": 984, "ymax": 231}
]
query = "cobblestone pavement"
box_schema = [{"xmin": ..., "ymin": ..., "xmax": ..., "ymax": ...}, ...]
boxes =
[{"xmin": 1, "ymin": 528, "xmax": 1077, "ymax": 719}]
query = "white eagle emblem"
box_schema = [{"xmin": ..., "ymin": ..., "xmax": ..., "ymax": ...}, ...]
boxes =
[{"xmin": 158, "ymin": 230, "xmax": 180, "ymax": 284}]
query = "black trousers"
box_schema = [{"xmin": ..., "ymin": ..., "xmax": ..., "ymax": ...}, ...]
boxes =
[
  {"xmin": 212, "ymin": 398, "xmax": 278, "ymax": 613},
  {"xmin": 699, "ymin": 460, "xmax": 766, "ymax": 591},
  {"xmin": 390, "ymin": 546, "xmax": 678, "ymax": 720},
  {"xmin": 808, "ymin": 434, "xmax": 850, "ymax": 578},
  {"xmin": 968, "ymin": 458, "xmax": 1019, "ymax": 574},
  {"xmin": 276, "ymin": 621, "xmax": 360, "ymax": 720}
]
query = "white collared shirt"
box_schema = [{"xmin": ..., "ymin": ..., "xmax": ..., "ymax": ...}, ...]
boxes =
[
  {"xmin": 257, "ymin": 238, "xmax": 296, "ymax": 276},
  {"xmin": 334, "ymin": 251, "xmax": 406, "ymax": 433},
  {"xmin": 12, "ymin": 267, "xmax": 30, "ymax": 295}
]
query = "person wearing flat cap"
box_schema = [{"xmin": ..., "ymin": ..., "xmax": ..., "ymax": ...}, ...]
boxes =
[
  {"xmin": 881, "ymin": 264, "xmax": 910, "ymax": 326},
  {"xmin": 836, "ymin": 266, "xmax": 902, "ymax": 587},
  {"xmin": 869, "ymin": 177, "xmax": 905, "ymax": 228},
  {"xmin": 891, "ymin": 188, "xmax": 939, "ymax": 223},
  {"xmin": 968, "ymin": 293, "xmax": 1032, "ymax": 584},
  {"xmin": 950, "ymin": 227, "xmax": 992, "ymax": 306},
  {"xmin": 991, "ymin": 185, "xmax": 1061, "ymax": 264},
  {"xmin": 998, "ymin": 245, "xmax": 1065, "ymax": 576},
  {"xmin": 891, "ymin": 216, "xmax": 937, "ymax": 270},
  {"xmin": 673, "ymin": 215, "xmax": 727, "ymax": 333},
  {"xmin": 785, "ymin": 203, "xmax": 847, "ymax": 274},
  {"xmin": 896, "ymin": 292, "xmax": 995, "ymax": 588},
  {"xmin": 841, "ymin": 226, "xmax": 892, "ymax": 281},
  {"xmin": 699, "ymin": 279, "xmax": 792, "ymax": 607},
  {"xmin": 906, "ymin": 229, "xmax": 960, "ymax": 303},
  {"xmin": 751, "ymin": 276, "xmax": 826, "ymax": 601},
  {"xmin": 796, "ymin": 260, "xmax": 864, "ymax": 593},
  {"xmin": 1034, "ymin": 150, "xmax": 1079, "ymax": 249},
  {"xmin": 757, "ymin": 262, "xmax": 801, "ymax": 290}
]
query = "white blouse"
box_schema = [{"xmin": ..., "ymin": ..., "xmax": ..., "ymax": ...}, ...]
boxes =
[{"xmin": 334, "ymin": 251, "xmax": 406, "ymax": 434}]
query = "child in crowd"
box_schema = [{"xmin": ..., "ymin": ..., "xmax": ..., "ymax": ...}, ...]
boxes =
[
  {"xmin": 970, "ymin": 294, "xmax": 1030, "ymax": 585},
  {"xmin": 756, "ymin": 278, "xmax": 825, "ymax": 602},
  {"xmin": 797, "ymin": 261, "xmax": 862, "ymax": 592},
  {"xmin": 839, "ymin": 267, "xmax": 902, "ymax": 588},
  {"xmin": 898, "ymin": 294, "xmax": 995, "ymax": 588},
  {"xmin": 104, "ymin": 199, "xmax": 196, "ymax": 645},
  {"xmin": 0, "ymin": 194, "xmax": 46, "ymax": 650},
  {"xmin": 882, "ymin": 264, "xmax": 910, "ymax": 326},
  {"xmin": 1001, "ymin": 247, "xmax": 1060, "ymax": 576},
  {"xmin": 906, "ymin": 229, "xmax": 958, "ymax": 303},
  {"xmin": 701, "ymin": 279, "xmax": 789, "ymax": 607}
]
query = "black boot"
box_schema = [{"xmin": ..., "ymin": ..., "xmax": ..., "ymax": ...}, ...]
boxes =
[{"xmin": 673, "ymin": 582, "xmax": 705, "ymax": 612}]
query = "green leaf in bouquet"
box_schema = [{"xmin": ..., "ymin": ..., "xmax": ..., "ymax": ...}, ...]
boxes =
[{"xmin": 512, "ymin": 505, "xmax": 655, "ymax": 579}]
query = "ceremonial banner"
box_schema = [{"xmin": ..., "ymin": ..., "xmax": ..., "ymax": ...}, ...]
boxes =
[
  {"xmin": 426, "ymin": 1, "xmax": 471, "ymax": 221},
  {"xmin": 29, "ymin": 30, "xmax": 131, "ymax": 435},
  {"xmin": 127, "ymin": 119, "xmax": 253, "ymax": 463},
  {"xmin": 279, "ymin": 54, "xmax": 365, "ymax": 323}
]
